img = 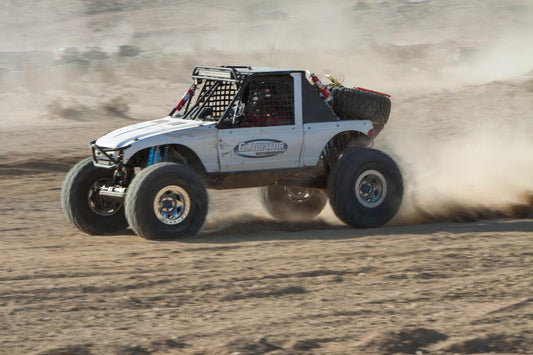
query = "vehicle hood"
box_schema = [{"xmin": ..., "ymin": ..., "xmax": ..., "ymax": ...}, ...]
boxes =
[{"xmin": 95, "ymin": 116, "xmax": 215, "ymax": 148}]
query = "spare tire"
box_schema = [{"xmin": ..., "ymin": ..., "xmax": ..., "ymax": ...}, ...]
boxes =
[{"xmin": 328, "ymin": 85, "xmax": 391, "ymax": 135}]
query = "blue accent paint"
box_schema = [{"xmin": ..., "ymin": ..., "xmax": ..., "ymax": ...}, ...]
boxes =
[
  {"xmin": 147, "ymin": 147, "xmax": 155, "ymax": 166},
  {"xmin": 147, "ymin": 147, "xmax": 161, "ymax": 166},
  {"xmin": 234, "ymin": 139, "xmax": 288, "ymax": 158}
]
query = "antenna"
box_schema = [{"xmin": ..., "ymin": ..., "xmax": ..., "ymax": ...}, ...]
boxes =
[{"xmin": 269, "ymin": 17, "xmax": 283, "ymax": 67}]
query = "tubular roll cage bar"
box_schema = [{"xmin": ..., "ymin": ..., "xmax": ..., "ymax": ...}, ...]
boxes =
[
  {"xmin": 189, "ymin": 66, "xmax": 301, "ymax": 124},
  {"xmin": 192, "ymin": 66, "xmax": 248, "ymax": 83},
  {"xmin": 191, "ymin": 65, "xmax": 301, "ymax": 83}
]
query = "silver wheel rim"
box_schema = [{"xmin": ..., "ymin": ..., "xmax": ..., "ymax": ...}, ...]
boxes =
[
  {"xmin": 88, "ymin": 178, "xmax": 123, "ymax": 216},
  {"xmin": 153, "ymin": 185, "xmax": 191, "ymax": 225},
  {"xmin": 355, "ymin": 170, "xmax": 387, "ymax": 208},
  {"xmin": 284, "ymin": 186, "xmax": 312, "ymax": 203}
]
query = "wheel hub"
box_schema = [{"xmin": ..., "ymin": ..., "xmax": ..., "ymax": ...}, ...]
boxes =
[
  {"xmin": 361, "ymin": 184, "xmax": 372, "ymax": 194},
  {"xmin": 162, "ymin": 199, "xmax": 174, "ymax": 210},
  {"xmin": 153, "ymin": 185, "xmax": 190, "ymax": 225},
  {"xmin": 87, "ymin": 178, "xmax": 123, "ymax": 216},
  {"xmin": 284, "ymin": 186, "xmax": 312, "ymax": 203},
  {"xmin": 355, "ymin": 170, "xmax": 387, "ymax": 208}
]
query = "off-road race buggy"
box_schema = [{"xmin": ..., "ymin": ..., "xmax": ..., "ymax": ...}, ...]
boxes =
[{"xmin": 62, "ymin": 66, "xmax": 403, "ymax": 240}]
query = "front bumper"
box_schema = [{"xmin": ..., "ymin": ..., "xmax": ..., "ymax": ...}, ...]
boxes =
[{"xmin": 90, "ymin": 141, "xmax": 130, "ymax": 168}]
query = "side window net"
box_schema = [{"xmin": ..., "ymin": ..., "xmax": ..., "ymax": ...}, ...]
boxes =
[
  {"xmin": 188, "ymin": 80, "xmax": 237, "ymax": 119},
  {"xmin": 241, "ymin": 75, "xmax": 294, "ymax": 127}
]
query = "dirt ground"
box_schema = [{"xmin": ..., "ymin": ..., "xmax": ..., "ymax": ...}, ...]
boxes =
[
  {"xmin": 1, "ymin": 157, "xmax": 532, "ymax": 354},
  {"xmin": 1, "ymin": 0, "xmax": 533, "ymax": 354}
]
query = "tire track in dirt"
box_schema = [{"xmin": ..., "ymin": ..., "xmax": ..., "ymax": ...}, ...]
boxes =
[{"xmin": 0, "ymin": 156, "xmax": 86, "ymax": 175}]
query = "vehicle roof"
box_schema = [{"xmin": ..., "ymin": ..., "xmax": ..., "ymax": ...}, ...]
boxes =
[
  {"xmin": 192, "ymin": 65, "xmax": 305, "ymax": 82},
  {"xmin": 224, "ymin": 65, "xmax": 304, "ymax": 74}
]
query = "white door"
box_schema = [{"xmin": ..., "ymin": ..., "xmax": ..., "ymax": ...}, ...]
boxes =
[
  {"xmin": 217, "ymin": 125, "xmax": 302, "ymax": 172},
  {"xmin": 217, "ymin": 73, "xmax": 303, "ymax": 172}
]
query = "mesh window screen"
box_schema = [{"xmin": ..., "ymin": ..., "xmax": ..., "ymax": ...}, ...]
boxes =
[
  {"xmin": 242, "ymin": 75, "xmax": 294, "ymax": 127},
  {"xmin": 194, "ymin": 80, "xmax": 237, "ymax": 119}
]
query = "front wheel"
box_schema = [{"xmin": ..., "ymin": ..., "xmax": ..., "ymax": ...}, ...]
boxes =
[
  {"xmin": 258, "ymin": 185, "xmax": 327, "ymax": 221},
  {"xmin": 61, "ymin": 157, "xmax": 128, "ymax": 235},
  {"xmin": 125, "ymin": 163, "xmax": 208, "ymax": 240},
  {"xmin": 327, "ymin": 148, "xmax": 403, "ymax": 228}
]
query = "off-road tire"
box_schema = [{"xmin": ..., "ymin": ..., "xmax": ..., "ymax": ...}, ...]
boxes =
[
  {"xmin": 258, "ymin": 185, "xmax": 327, "ymax": 221},
  {"xmin": 327, "ymin": 148, "xmax": 403, "ymax": 228},
  {"xmin": 61, "ymin": 157, "xmax": 128, "ymax": 235},
  {"xmin": 125, "ymin": 163, "xmax": 207, "ymax": 240},
  {"xmin": 328, "ymin": 85, "xmax": 391, "ymax": 135}
]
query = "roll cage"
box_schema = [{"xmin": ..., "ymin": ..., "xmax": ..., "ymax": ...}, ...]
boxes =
[{"xmin": 176, "ymin": 66, "xmax": 302, "ymax": 127}]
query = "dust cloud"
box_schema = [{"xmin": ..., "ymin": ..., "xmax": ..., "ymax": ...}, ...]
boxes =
[
  {"xmin": 386, "ymin": 117, "xmax": 533, "ymax": 224},
  {"xmin": 1, "ymin": 0, "xmax": 532, "ymax": 226}
]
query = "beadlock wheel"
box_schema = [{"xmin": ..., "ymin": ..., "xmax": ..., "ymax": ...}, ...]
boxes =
[
  {"xmin": 87, "ymin": 178, "xmax": 123, "ymax": 216},
  {"xmin": 258, "ymin": 185, "xmax": 327, "ymax": 221},
  {"xmin": 284, "ymin": 186, "xmax": 313, "ymax": 203},
  {"xmin": 355, "ymin": 169, "xmax": 387, "ymax": 208},
  {"xmin": 125, "ymin": 163, "xmax": 208, "ymax": 240},
  {"xmin": 153, "ymin": 185, "xmax": 191, "ymax": 225},
  {"xmin": 327, "ymin": 148, "xmax": 403, "ymax": 228},
  {"xmin": 62, "ymin": 157, "xmax": 128, "ymax": 235}
]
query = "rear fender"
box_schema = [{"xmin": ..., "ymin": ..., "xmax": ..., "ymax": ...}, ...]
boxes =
[{"xmin": 300, "ymin": 121, "xmax": 374, "ymax": 167}]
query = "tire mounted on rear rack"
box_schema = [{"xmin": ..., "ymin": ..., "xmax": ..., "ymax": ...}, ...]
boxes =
[{"xmin": 328, "ymin": 85, "xmax": 391, "ymax": 135}]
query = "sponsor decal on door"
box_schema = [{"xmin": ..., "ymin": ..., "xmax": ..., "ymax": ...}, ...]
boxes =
[{"xmin": 234, "ymin": 139, "xmax": 288, "ymax": 158}]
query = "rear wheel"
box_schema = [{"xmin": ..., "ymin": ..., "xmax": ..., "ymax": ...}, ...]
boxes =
[
  {"xmin": 258, "ymin": 185, "xmax": 327, "ymax": 221},
  {"xmin": 327, "ymin": 148, "xmax": 403, "ymax": 228},
  {"xmin": 125, "ymin": 163, "xmax": 208, "ymax": 240},
  {"xmin": 61, "ymin": 157, "xmax": 128, "ymax": 235}
]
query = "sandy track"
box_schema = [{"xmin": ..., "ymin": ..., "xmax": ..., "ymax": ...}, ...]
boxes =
[{"xmin": 1, "ymin": 163, "xmax": 532, "ymax": 354}]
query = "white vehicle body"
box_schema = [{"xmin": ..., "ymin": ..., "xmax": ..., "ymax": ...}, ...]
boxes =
[
  {"xmin": 93, "ymin": 71, "xmax": 373, "ymax": 174},
  {"xmin": 63, "ymin": 65, "xmax": 401, "ymax": 240}
]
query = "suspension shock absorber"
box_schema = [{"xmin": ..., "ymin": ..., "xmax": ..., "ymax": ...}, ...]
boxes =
[
  {"xmin": 147, "ymin": 147, "xmax": 162, "ymax": 166},
  {"xmin": 307, "ymin": 71, "xmax": 333, "ymax": 104},
  {"xmin": 161, "ymin": 145, "xmax": 169, "ymax": 161},
  {"xmin": 111, "ymin": 163, "xmax": 125, "ymax": 185}
]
